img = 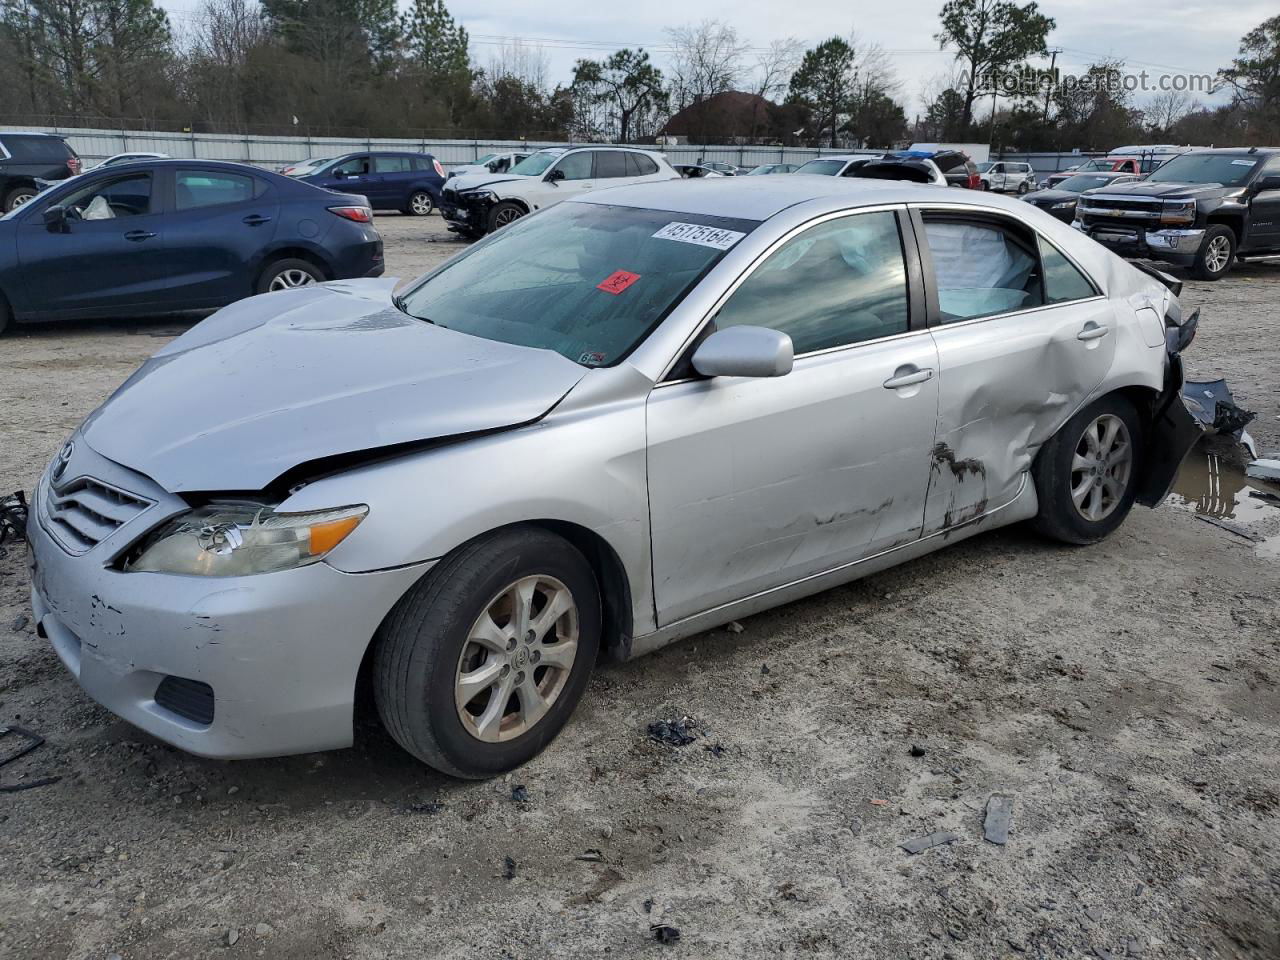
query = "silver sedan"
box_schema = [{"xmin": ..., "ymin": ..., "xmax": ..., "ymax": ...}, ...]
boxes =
[{"xmin": 28, "ymin": 177, "xmax": 1201, "ymax": 778}]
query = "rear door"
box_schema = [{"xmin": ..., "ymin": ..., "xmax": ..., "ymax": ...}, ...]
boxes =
[
  {"xmin": 913, "ymin": 207, "xmax": 1116, "ymax": 533},
  {"xmin": 16, "ymin": 170, "xmax": 170, "ymax": 317},
  {"xmin": 158, "ymin": 168, "xmax": 281, "ymax": 306},
  {"xmin": 373, "ymin": 154, "xmax": 414, "ymax": 208}
]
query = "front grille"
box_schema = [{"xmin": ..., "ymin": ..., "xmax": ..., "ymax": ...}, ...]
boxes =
[
  {"xmin": 154, "ymin": 676, "xmax": 215, "ymax": 725},
  {"xmin": 1079, "ymin": 196, "xmax": 1162, "ymax": 232},
  {"xmin": 41, "ymin": 475, "xmax": 151, "ymax": 555}
]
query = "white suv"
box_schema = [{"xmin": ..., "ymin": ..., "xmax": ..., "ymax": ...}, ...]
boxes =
[
  {"xmin": 440, "ymin": 147, "xmax": 677, "ymax": 237},
  {"xmin": 977, "ymin": 161, "xmax": 1036, "ymax": 194},
  {"xmin": 447, "ymin": 151, "xmax": 533, "ymax": 180}
]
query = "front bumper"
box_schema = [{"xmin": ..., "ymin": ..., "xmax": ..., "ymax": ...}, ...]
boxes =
[
  {"xmin": 1075, "ymin": 222, "xmax": 1204, "ymax": 266},
  {"xmin": 440, "ymin": 192, "xmax": 493, "ymax": 234},
  {"xmin": 27, "ymin": 446, "xmax": 430, "ymax": 759}
]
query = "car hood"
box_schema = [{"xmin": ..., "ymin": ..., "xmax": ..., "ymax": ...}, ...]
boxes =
[
  {"xmin": 80, "ymin": 279, "xmax": 587, "ymax": 493},
  {"xmin": 1086, "ymin": 181, "xmax": 1229, "ymax": 200},
  {"xmin": 446, "ymin": 173, "xmax": 527, "ymax": 193},
  {"xmin": 1025, "ymin": 189, "xmax": 1078, "ymax": 204}
]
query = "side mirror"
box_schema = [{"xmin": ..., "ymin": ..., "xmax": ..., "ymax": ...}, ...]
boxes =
[
  {"xmin": 1255, "ymin": 174, "xmax": 1280, "ymax": 192},
  {"xmin": 547, "ymin": 168, "xmax": 565, "ymax": 183},
  {"xmin": 692, "ymin": 326, "xmax": 794, "ymax": 379},
  {"xmin": 43, "ymin": 204, "xmax": 68, "ymax": 232}
]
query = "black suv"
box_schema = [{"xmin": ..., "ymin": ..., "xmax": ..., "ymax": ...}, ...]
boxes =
[
  {"xmin": 1075, "ymin": 147, "xmax": 1280, "ymax": 280},
  {"xmin": 0, "ymin": 132, "xmax": 82, "ymax": 212}
]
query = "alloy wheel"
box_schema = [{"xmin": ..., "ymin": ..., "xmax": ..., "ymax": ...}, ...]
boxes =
[
  {"xmin": 1204, "ymin": 235, "xmax": 1231, "ymax": 274},
  {"xmin": 493, "ymin": 207, "xmax": 523, "ymax": 228},
  {"xmin": 1069, "ymin": 413, "xmax": 1133, "ymax": 522},
  {"xmin": 11, "ymin": 192, "xmax": 35, "ymax": 208},
  {"xmin": 268, "ymin": 268, "xmax": 316, "ymax": 292},
  {"xmin": 454, "ymin": 575, "xmax": 579, "ymax": 743},
  {"xmin": 411, "ymin": 192, "xmax": 433, "ymax": 215}
]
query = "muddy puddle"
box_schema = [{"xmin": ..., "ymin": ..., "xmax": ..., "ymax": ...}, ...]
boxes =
[{"xmin": 1167, "ymin": 441, "xmax": 1280, "ymax": 560}]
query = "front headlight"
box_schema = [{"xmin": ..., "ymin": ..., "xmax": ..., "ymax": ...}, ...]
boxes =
[
  {"xmin": 126, "ymin": 502, "xmax": 368, "ymax": 576},
  {"xmin": 461, "ymin": 190, "xmax": 497, "ymax": 202},
  {"xmin": 1160, "ymin": 199, "xmax": 1196, "ymax": 226},
  {"xmin": 1052, "ymin": 200, "xmax": 1074, "ymax": 209}
]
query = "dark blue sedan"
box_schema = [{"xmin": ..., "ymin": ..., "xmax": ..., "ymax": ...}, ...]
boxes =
[
  {"xmin": 291, "ymin": 151, "xmax": 447, "ymax": 216},
  {"xmin": 0, "ymin": 159, "xmax": 383, "ymax": 334}
]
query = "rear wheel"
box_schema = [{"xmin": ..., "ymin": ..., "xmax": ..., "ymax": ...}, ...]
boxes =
[
  {"xmin": 406, "ymin": 191, "xmax": 434, "ymax": 216},
  {"xmin": 1031, "ymin": 394, "xmax": 1143, "ymax": 544},
  {"xmin": 1190, "ymin": 225, "xmax": 1235, "ymax": 281},
  {"xmin": 256, "ymin": 258, "xmax": 324, "ymax": 294},
  {"xmin": 487, "ymin": 201, "xmax": 526, "ymax": 233},
  {"xmin": 373, "ymin": 527, "xmax": 601, "ymax": 779},
  {"xmin": 3, "ymin": 186, "xmax": 37, "ymax": 212}
]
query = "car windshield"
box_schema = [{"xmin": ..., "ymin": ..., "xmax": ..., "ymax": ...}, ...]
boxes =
[
  {"xmin": 396, "ymin": 202, "xmax": 760, "ymax": 367},
  {"xmin": 975, "ymin": 162, "xmax": 994, "ymax": 173},
  {"xmin": 473, "ymin": 153, "xmax": 498, "ymax": 165},
  {"xmin": 1058, "ymin": 174, "xmax": 1124, "ymax": 192},
  {"xmin": 1146, "ymin": 153, "xmax": 1260, "ymax": 186},
  {"xmin": 509, "ymin": 151, "xmax": 563, "ymax": 176},
  {"xmin": 795, "ymin": 159, "xmax": 847, "ymax": 176}
]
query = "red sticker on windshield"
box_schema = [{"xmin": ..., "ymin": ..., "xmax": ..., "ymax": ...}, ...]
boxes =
[{"xmin": 597, "ymin": 270, "xmax": 640, "ymax": 295}]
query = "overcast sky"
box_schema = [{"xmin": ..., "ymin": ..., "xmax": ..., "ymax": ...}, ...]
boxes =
[{"xmin": 161, "ymin": 0, "xmax": 1272, "ymax": 116}]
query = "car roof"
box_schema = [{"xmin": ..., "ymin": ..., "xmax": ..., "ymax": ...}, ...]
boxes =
[
  {"xmin": 1182, "ymin": 147, "xmax": 1278, "ymax": 156},
  {"xmin": 575, "ymin": 174, "xmax": 1017, "ymax": 221},
  {"xmin": 0, "ymin": 131, "xmax": 65, "ymax": 139}
]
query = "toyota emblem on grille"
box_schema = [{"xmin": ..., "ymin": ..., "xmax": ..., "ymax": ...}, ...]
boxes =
[{"xmin": 51, "ymin": 442, "xmax": 74, "ymax": 483}]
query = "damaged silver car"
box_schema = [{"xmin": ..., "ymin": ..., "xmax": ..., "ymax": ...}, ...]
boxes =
[{"xmin": 28, "ymin": 177, "xmax": 1201, "ymax": 778}]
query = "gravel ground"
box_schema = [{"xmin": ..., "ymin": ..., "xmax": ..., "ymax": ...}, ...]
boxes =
[{"xmin": 1, "ymin": 214, "xmax": 1278, "ymax": 960}]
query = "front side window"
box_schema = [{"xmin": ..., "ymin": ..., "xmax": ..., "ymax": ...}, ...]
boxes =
[
  {"xmin": 510, "ymin": 150, "xmax": 562, "ymax": 176},
  {"xmin": 397, "ymin": 203, "xmax": 758, "ymax": 366},
  {"xmin": 922, "ymin": 217, "xmax": 1043, "ymax": 322},
  {"xmin": 175, "ymin": 171, "xmax": 255, "ymax": 209},
  {"xmin": 374, "ymin": 155, "xmax": 412, "ymax": 173},
  {"xmin": 713, "ymin": 211, "xmax": 910, "ymax": 354},
  {"xmin": 62, "ymin": 174, "xmax": 153, "ymax": 219},
  {"xmin": 1038, "ymin": 238, "xmax": 1098, "ymax": 304},
  {"xmin": 552, "ymin": 152, "xmax": 594, "ymax": 181},
  {"xmin": 331, "ymin": 155, "xmax": 370, "ymax": 176}
]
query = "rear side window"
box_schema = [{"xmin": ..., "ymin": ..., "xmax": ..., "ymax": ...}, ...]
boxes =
[
  {"xmin": 594, "ymin": 151, "xmax": 628, "ymax": 178},
  {"xmin": 1038, "ymin": 238, "xmax": 1098, "ymax": 303},
  {"xmin": 630, "ymin": 153, "xmax": 659, "ymax": 176},
  {"xmin": 375, "ymin": 155, "xmax": 412, "ymax": 173},
  {"xmin": 714, "ymin": 211, "xmax": 910, "ymax": 353},
  {"xmin": 2, "ymin": 135, "xmax": 71, "ymax": 162},
  {"xmin": 922, "ymin": 216, "xmax": 1044, "ymax": 322},
  {"xmin": 175, "ymin": 171, "xmax": 255, "ymax": 209}
]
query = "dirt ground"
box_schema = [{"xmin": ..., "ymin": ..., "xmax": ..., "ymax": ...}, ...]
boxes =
[{"xmin": 1, "ymin": 215, "xmax": 1278, "ymax": 960}]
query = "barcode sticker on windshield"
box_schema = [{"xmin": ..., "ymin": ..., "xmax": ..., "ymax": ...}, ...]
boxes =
[
  {"xmin": 653, "ymin": 222, "xmax": 746, "ymax": 250},
  {"xmin": 1232, "ymin": 159, "xmax": 1255, "ymax": 165}
]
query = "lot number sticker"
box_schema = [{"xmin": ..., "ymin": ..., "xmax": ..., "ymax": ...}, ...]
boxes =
[{"xmin": 653, "ymin": 222, "xmax": 746, "ymax": 250}]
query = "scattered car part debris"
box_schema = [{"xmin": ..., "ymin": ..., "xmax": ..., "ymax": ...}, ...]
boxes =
[
  {"xmin": 502, "ymin": 856, "xmax": 517, "ymax": 880},
  {"xmin": 403, "ymin": 800, "xmax": 443, "ymax": 815},
  {"xmin": 909, "ymin": 744, "xmax": 927, "ymax": 757},
  {"xmin": 0, "ymin": 725, "xmax": 61, "ymax": 793},
  {"xmin": 760, "ymin": 663, "xmax": 770, "ymax": 675},
  {"xmin": 984, "ymin": 795, "xmax": 1013, "ymax": 845},
  {"xmin": 1196, "ymin": 515, "xmax": 1263, "ymax": 542},
  {"xmin": 726, "ymin": 621, "xmax": 744, "ymax": 634},
  {"xmin": 648, "ymin": 717, "xmax": 698, "ymax": 747},
  {"xmin": 0, "ymin": 490, "xmax": 27, "ymax": 545},
  {"xmin": 899, "ymin": 831, "xmax": 960, "ymax": 855},
  {"xmin": 511, "ymin": 784, "xmax": 529, "ymax": 803},
  {"xmin": 704, "ymin": 743, "xmax": 726, "ymax": 758},
  {"xmin": 1182, "ymin": 380, "xmax": 1256, "ymax": 436},
  {"xmin": 575, "ymin": 849, "xmax": 607, "ymax": 862},
  {"xmin": 10, "ymin": 614, "xmax": 28, "ymax": 633},
  {"xmin": 650, "ymin": 924, "xmax": 681, "ymax": 944},
  {"xmin": 1245, "ymin": 459, "xmax": 1280, "ymax": 482}
]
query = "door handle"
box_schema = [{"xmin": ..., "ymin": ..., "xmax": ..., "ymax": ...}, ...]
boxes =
[
  {"xmin": 1077, "ymin": 322, "xmax": 1110, "ymax": 341},
  {"xmin": 123, "ymin": 230, "xmax": 156, "ymax": 242},
  {"xmin": 882, "ymin": 366, "xmax": 934, "ymax": 389},
  {"xmin": 243, "ymin": 214, "xmax": 273, "ymax": 226}
]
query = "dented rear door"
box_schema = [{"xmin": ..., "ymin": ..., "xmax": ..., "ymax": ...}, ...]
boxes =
[{"xmin": 914, "ymin": 209, "xmax": 1116, "ymax": 534}]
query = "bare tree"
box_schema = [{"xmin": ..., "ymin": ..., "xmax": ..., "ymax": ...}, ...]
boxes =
[
  {"xmin": 664, "ymin": 19, "xmax": 747, "ymax": 111},
  {"xmin": 1144, "ymin": 89, "xmax": 1196, "ymax": 134},
  {"xmin": 751, "ymin": 37, "xmax": 802, "ymax": 101},
  {"xmin": 486, "ymin": 37, "xmax": 550, "ymax": 91}
]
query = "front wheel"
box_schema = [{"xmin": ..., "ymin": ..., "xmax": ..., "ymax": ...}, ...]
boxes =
[
  {"xmin": 373, "ymin": 527, "xmax": 601, "ymax": 779},
  {"xmin": 406, "ymin": 191, "xmax": 434, "ymax": 216},
  {"xmin": 1017, "ymin": 180, "xmax": 1030, "ymax": 195},
  {"xmin": 1190, "ymin": 225, "xmax": 1234, "ymax": 281},
  {"xmin": 256, "ymin": 258, "xmax": 324, "ymax": 294},
  {"xmin": 3, "ymin": 187, "xmax": 37, "ymax": 212},
  {"xmin": 1031, "ymin": 394, "xmax": 1143, "ymax": 545},
  {"xmin": 979, "ymin": 180, "xmax": 991, "ymax": 191},
  {"xmin": 487, "ymin": 201, "xmax": 526, "ymax": 233}
]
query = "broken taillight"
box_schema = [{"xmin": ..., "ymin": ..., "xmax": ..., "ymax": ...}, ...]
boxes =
[
  {"xmin": 433, "ymin": 158, "xmax": 446, "ymax": 178},
  {"xmin": 967, "ymin": 171, "xmax": 980, "ymax": 189},
  {"xmin": 328, "ymin": 205, "xmax": 373, "ymax": 223},
  {"xmin": 67, "ymin": 155, "xmax": 81, "ymax": 175}
]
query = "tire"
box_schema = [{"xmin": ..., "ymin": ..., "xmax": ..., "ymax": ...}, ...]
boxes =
[
  {"xmin": 1017, "ymin": 180, "xmax": 1030, "ymax": 195},
  {"xmin": 406, "ymin": 190, "xmax": 434, "ymax": 216},
  {"xmin": 979, "ymin": 180, "xmax": 990, "ymax": 191},
  {"xmin": 255, "ymin": 258, "xmax": 324, "ymax": 294},
  {"xmin": 3, "ymin": 186, "xmax": 37, "ymax": 212},
  {"xmin": 1190, "ymin": 224, "xmax": 1235, "ymax": 281},
  {"xmin": 1031, "ymin": 394, "xmax": 1143, "ymax": 545},
  {"xmin": 373, "ymin": 527, "xmax": 601, "ymax": 779},
  {"xmin": 487, "ymin": 201, "xmax": 526, "ymax": 233}
]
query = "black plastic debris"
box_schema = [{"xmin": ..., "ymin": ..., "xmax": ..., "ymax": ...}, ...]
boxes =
[
  {"xmin": 909, "ymin": 744, "xmax": 927, "ymax": 758},
  {"xmin": 575, "ymin": 849, "xmax": 606, "ymax": 863},
  {"xmin": 704, "ymin": 743, "xmax": 726, "ymax": 758},
  {"xmin": 404, "ymin": 800, "xmax": 443, "ymax": 815},
  {"xmin": 10, "ymin": 614, "xmax": 28, "ymax": 633},
  {"xmin": 0, "ymin": 725, "xmax": 61, "ymax": 793},
  {"xmin": 502, "ymin": 855, "xmax": 517, "ymax": 880},
  {"xmin": 650, "ymin": 924, "xmax": 681, "ymax": 945},
  {"xmin": 899, "ymin": 831, "xmax": 959, "ymax": 855},
  {"xmin": 760, "ymin": 663, "xmax": 771, "ymax": 675},
  {"xmin": 1182, "ymin": 380, "xmax": 1256, "ymax": 436},
  {"xmin": 984, "ymin": 795, "xmax": 1013, "ymax": 845},
  {"xmin": 0, "ymin": 490, "xmax": 28, "ymax": 546},
  {"xmin": 511, "ymin": 784, "xmax": 529, "ymax": 803},
  {"xmin": 648, "ymin": 717, "xmax": 698, "ymax": 747}
]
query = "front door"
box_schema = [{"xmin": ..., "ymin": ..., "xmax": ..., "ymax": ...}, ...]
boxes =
[
  {"xmin": 544, "ymin": 151, "xmax": 595, "ymax": 202},
  {"xmin": 16, "ymin": 170, "xmax": 169, "ymax": 317},
  {"xmin": 324, "ymin": 155, "xmax": 378, "ymax": 202},
  {"xmin": 1248, "ymin": 155, "xmax": 1280, "ymax": 248},
  {"xmin": 915, "ymin": 209, "xmax": 1117, "ymax": 534},
  {"xmin": 646, "ymin": 209, "xmax": 939, "ymax": 625}
]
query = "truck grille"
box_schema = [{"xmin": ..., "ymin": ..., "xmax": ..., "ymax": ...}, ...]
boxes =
[
  {"xmin": 1078, "ymin": 196, "xmax": 1162, "ymax": 231},
  {"xmin": 41, "ymin": 476, "xmax": 151, "ymax": 554}
]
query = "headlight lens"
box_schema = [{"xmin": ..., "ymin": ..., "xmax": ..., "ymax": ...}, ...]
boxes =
[
  {"xmin": 1051, "ymin": 200, "xmax": 1074, "ymax": 209},
  {"xmin": 127, "ymin": 502, "xmax": 368, "ymax": 576},
  {"xmin": 1160, "ymin": 199, "xmax": 1196, "ymax": 226},
  {"xmin": 462, "ymin": 189, "xmax": 497, "ymax": 201}
]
